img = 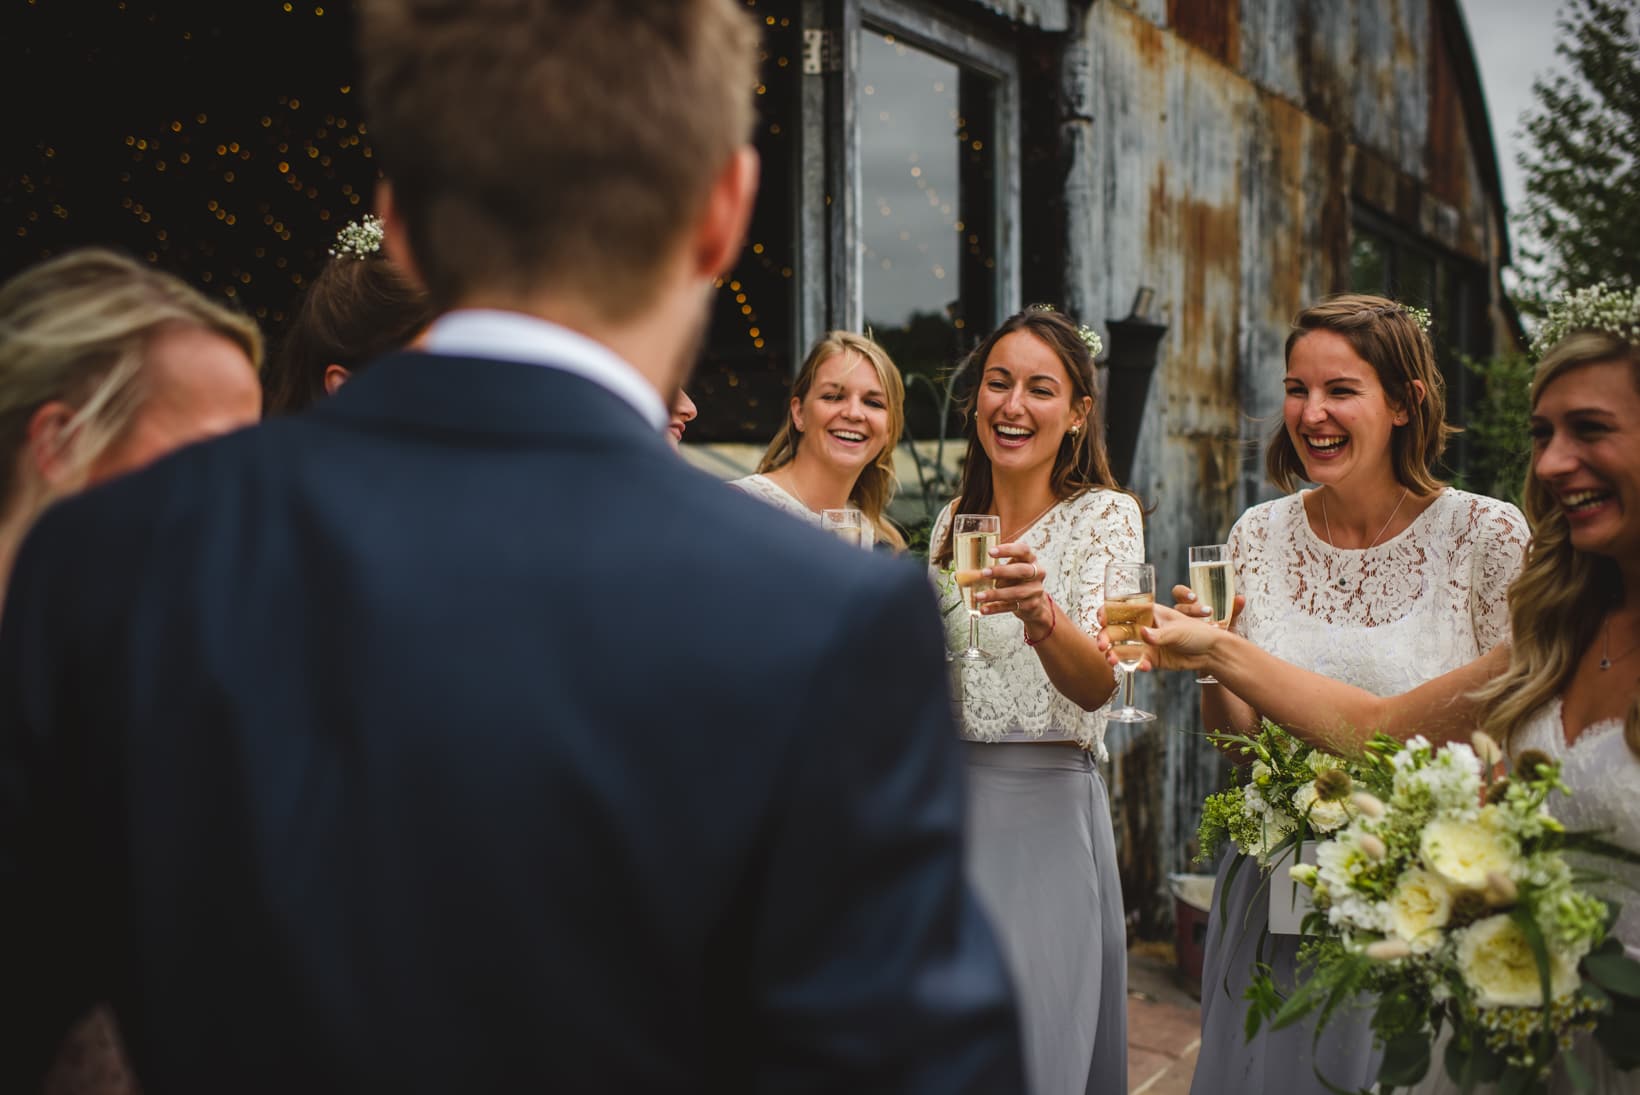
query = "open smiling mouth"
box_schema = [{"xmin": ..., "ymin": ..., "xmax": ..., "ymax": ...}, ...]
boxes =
[
  {"xmin": 1561, "ymin": 488, "xmax": 1613, "ymax": 515},
  {"xmin": 1304, "ymin": 435, "xmax": 1348, "ymax": 457},
  {"xmin": 829, "ymin": 429, "xmax": 868, "ymax": 445},
  {"xmin": 994, "ymin": 424, "xmax": 1033, "ymax": 447}
]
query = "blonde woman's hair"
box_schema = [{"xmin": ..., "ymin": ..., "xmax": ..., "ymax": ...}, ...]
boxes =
[
  {"xmin": 756, "ymin": 331, "xmax": 908, "ymax": 550},
  {"xmin": 1267, "ymin": 293, "xmax": 1455, "ymax": 495},
  {"xmin": 0, "ymin": 248, "xmax": 263, "ymax": 526},
  {"xmin": 1477, "ymin": 329, "xmax": 1640, "ymax": 755}
]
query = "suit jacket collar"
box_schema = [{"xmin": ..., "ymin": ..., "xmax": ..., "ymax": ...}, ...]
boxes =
[{"xmin": 312, "ymin": 351, "xmax": 672, "ymax": 452}]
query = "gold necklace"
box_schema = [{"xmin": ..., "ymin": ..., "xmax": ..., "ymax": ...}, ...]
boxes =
[
  {"xmin": 1000, "ymin": 498, "xmax": 1059, "ymax": 544},
  {"xmin": 1321, "ymin": 487, "xmax": 1409, "ymax": 591}
]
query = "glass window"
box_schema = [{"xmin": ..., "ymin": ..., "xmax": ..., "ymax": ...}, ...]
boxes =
[
  {"xmin": 858, "ymin": 24, "xmax": 1002, "ymax": 437},
  {"xmin": 1349, "ymin": 231, "xmax": 1389, "ymax": 294}
]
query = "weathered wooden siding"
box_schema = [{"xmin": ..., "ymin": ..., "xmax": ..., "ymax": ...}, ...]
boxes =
[{"xmin": 1062, "ymin": 0, "xmax": 1509, "ymax": 931}]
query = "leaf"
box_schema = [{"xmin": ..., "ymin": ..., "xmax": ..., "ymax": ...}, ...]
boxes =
[
  {"xmin": 1563, "ymin": 1048, "xmax": 1594, "ymax": 1093},
  {"xmin": 1595, "ymin": 1000, "xmax": 1640, "ymax": 1070},
  {"xmin": 1586, "ymin": 952, "xmax": 1640, "ymax": 999},
  {"xmin": 1509, "ymin": 906, "xmax": 1557, "ymax": 1044},
  {"xmin": 1378, "ymin": 1032, "xmax": 1433, "ymax": 1087}
]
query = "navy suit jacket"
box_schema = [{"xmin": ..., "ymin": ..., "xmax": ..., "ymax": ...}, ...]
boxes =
[{"xmin": 0, "ymin": 352, "xmax": 1023, "ymax": 1093}]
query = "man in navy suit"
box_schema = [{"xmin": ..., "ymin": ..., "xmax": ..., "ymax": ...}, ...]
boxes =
[{"xmin": 0, "ymin": 1, "xmax": 1023, "ymax": 1091}]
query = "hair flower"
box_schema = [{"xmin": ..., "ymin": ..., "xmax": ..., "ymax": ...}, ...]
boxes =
[
  {"xmin": 1076, "ymin": 324, "xmax": 1103, "ymax": 358},
  {"xmin": 1531, "ymin": 283, "xmax": 1640, "ymax": 360},
  {"xmin": 329, "ymin": 214, "xmax": 385, "ymax": 260}
]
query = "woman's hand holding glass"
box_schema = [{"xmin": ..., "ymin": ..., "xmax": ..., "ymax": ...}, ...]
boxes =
[
  {"xmin": 971, "ymin": 540, "xmax": 1053, "ymax": 635},
  {"xmin": 1095, "ymin": 600, "xmax": 1236, "ymax": 672}
]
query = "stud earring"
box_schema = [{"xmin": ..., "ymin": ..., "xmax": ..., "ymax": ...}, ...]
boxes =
[{"xmin": 1069, "ymin": 424, "xmax": 1082, "ymax": 436}]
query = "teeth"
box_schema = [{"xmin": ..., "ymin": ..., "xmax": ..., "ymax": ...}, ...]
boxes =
[
  {"xmin": 1307, "ymin": 436, "xmax": 1346, "ymax": 450},
  {"xmin": 1564, "ymin": 490, "xmax": 1609, "ymax": 508},
  {"xmin": 996, "ymin": 425, "xmax": 1032, "ymax": 437},
  {"xmin": 831, "ymin": 431, "xmax": 866, "ymax": 442}
]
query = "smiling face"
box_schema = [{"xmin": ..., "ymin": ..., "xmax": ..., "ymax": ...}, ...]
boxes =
[
  {"xmin": 790, "ymin": 351, "xmax": 891, "ymax": 473},
  {"xmin": 1282, "ymin": 329, "xmax": 1412, "ymax": 491},
  {"xmin": 1530, "ymin": 359, "xmax": 1640, "ymax": 561},
  {"xmin": 974, "ymin": 329, "xmax": 1090, "ymax": 479}
]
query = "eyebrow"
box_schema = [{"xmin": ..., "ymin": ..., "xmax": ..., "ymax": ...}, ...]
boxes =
[
  {"xmin": 985, "ymin": 366, "xmax": 1062, "ymax": 385},
  {"xmin": 1532, "ymin": 406, "xmax": 1618, "ymax": 421},
  {"xmin": 1283, "ymin": 374, "xmax": 1366, "ymax": 385}
]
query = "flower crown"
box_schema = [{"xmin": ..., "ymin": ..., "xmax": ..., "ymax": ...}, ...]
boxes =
[
  {"xmin": 1531, "ymin": 283, "xmax": 1640, "ymax": 359},
  {"xmin": 1026, "ymin": 303, "xmax": 1104, "ymax": 358},
  {"xmin": 1354, "ymin": 302, "xmax": 1432, "ymax": 336},
  {"xmin": 329, "ymin": 214, "xmax": 384, "ymax": 260}
]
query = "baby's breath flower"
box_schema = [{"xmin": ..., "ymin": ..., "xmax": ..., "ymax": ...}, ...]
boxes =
[
  {"xmin": 329, "ymin": 214, "xmax": 385, "ymax": 260},
  {"xmin": 1531, "ymin": 283, "xmax": 1640, "ymax": 359}
]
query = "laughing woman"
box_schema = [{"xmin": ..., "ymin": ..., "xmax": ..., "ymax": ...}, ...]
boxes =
[
  {"xmin": 730, "ymin": 330, "xmax": 906, "ymax": 549},
  {"xmin": 928, "ymin": 305, "xmax": 1141, "ymax": 1095},
  {"xmin": 1185, "ymin": 295, "xmax": 1527, "ymax": 1095}
]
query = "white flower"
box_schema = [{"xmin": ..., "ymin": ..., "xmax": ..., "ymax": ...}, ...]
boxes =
[
  {"xmin": 1251, "ymin": 760, "xmax": 1273, "ymax": 786},
  {"xmin": 1289, "ymin": 863, "xmax": 1319, "ymax": 888},
  {"xmin": 1420, "ymin": 808, "xmax": 1518, "ymax": 891},
  {"xmin": 1293, "ymin": 782, "xmax": 1352, "ymax": 833},
  {"xmin": 1388, "ymin": 869, "xmax": 1453, "ymax": 954},
  {"xmin": 1456, "ymin": 914, "xmax": 1579, "ymax": 1007}
]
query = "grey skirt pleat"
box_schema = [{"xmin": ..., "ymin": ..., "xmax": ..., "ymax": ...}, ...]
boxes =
[
  {"xmin": 1191, "ymin": 849, "xmax": 1382, "ymax": 1095},
  {"xmin": 964, "ymin": 742, "xmax": 1126, "ymax": 1095}
]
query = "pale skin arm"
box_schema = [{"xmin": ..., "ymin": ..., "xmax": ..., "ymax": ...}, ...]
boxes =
[
  {"xmin": 1096, "ymin": 602, "xmax": 1508, "ymax": 751},
  {"xmin": 974, "ymin": 540, "xmax": 1118, "ymax": 712}
]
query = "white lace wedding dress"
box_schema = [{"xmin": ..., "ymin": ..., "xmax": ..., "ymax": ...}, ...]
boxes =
[
  {"xmin": 727, "ymin": 473, "xmax": 818, "ymax": 524},
  {"xmin": 1399, "ymin": 700, "xmax": 1640, "ymax": 1094},
  {"xmin": 1194, "ymin": 488, "xmax": 1529, "ymax": 1095}
]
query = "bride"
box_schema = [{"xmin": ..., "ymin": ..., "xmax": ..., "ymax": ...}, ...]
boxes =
[{"xmin": 1121, "ymin": 289, "xmax": 1640, "ymax": 1092}]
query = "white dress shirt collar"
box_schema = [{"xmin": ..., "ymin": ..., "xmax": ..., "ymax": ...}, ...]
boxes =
[{"xmin": 419, "ymin": 309, "xmax": 668, "ymax": 431}]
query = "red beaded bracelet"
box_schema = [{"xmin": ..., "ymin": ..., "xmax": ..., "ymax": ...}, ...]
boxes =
[{"xmin": 1023, "ymin": 594, "xmax": 1057, "ymax": 647}]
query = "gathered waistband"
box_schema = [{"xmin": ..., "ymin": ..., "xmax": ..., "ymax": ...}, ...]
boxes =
[{"xmin": 963, "ymin": 740, "xmax": 1097, "ymax": 772}]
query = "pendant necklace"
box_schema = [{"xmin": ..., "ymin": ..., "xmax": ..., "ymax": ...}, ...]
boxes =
[
  {"xmin": 1599, "ymin": 618, "xmax": 1640, "ymax": 671},
  {"xmin": 1321, "ymin": 487, "xmax": 1409, "ymax": 591},
  {"xmin": 1001, "ymin": 498, "xmax": 1060, "ymax": 545}
]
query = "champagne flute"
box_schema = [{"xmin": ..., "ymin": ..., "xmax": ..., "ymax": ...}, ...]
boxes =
[
  {"xmin": 951, "ymin": 513, "xmax": 1001, "ymax": 664},
  {"xmin": 1188, "ymin": 544, "xmax": 1234, "ymax": 684},
  {"xmin": 1104, "ymin": 561, "xmax": 1157, "ymax": 723},
  {"xmin": 821, "ymin": 507, "xmax": 873, "ymax": 549}
]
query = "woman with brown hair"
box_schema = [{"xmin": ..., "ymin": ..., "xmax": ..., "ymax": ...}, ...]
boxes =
[
  {"xmin": 1123, "ymin": 286, "xmax": 1640, "ymax": 1092},
  {"xmin": 0, "ymin": 246, "xmax": 263, "ymax": 1095},
  {"xmin": 730, "ymin": 329, "xmax": 907, "ymax": 548},
  {"xmin": 927, "ymin": 304, "xmax": 1141, "ymax": 1095},
  {"xmin": 1177, "ymin": 294, "xmax": 1527, "ymax": 1094}
]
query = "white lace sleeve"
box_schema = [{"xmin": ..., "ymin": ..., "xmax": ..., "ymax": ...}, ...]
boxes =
[
  {"xmin": 1465, "ymin": 496, "xmax": 1528, "ymax": 652},
  {"xmin": 1068, "ymin": 492, "xmax": 1145, "ymax": 636},
  {"xmin": 1226, "ymin": 508, "xmax": 1261, "ymax": 640}
]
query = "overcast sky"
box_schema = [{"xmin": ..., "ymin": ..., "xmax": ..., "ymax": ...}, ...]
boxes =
[{"xmin": 1455, "ymin": 0, "xmax": 1575, "ymax": 216}]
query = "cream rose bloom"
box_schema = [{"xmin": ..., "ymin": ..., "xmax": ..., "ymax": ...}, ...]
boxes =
[
  {"xmin": 1388, "ymin": 869, "xmax": 1453, "ymax": 954},
  {"xmin": 1293, "ymin": 782, "xmax": 1351, "ymax": 833},
  {"xmin": 1420, "ymin": 808, "xmax": 1517, "ymax": 890},
  {"xmin": 1457, "ymin": 914, "xmax": 1579, "ymax": 1007}
]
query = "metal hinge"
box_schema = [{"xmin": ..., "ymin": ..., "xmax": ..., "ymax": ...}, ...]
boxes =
[{"xmin": 802, "ymin": 28, "xmax": 841, "ymax": 75}]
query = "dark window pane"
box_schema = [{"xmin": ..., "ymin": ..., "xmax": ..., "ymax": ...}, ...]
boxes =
[{"xmin": 1349, "ymin": 232, "xmax": 1389, "ymax": 294}]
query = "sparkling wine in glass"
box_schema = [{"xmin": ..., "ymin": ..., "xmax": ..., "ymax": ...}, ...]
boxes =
[
  {"xmin": 821, "ymin": 507, "xmax": 873, "ymax": 549},
  {"xmin": 1188, "ymin": 544, "xmax": 1235, "ymax": 684},
  {"xmin": 1104, "ymin": 561, "xmax": 1157, "ymax": 723},
  {"xmin": 951, "ymin": 513, "xmax": 1001, "ymax": 664}
]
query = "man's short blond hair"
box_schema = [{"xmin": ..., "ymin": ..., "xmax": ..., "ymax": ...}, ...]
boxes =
[{"xmin": 359, "ymin": 0, "xmax": 762, "ymax": 321}]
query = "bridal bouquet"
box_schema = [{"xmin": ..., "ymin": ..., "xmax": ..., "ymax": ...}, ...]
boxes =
[
  {"xmin": 1197, "ymin": 720, "xmax": 1394, "ymax": 867},
  {"xmin": 1252, "ymin": 733, "xmax": 1640, "ymax": 1092}
]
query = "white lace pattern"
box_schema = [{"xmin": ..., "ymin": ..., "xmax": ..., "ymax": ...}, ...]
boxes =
[
  {"xmin": 930, "ymin": 489, "xmax": 1145, "ymax": 758},
  {"xmin": 728, "ymin": 474, "xmax": 818, "ymax": 524},
  {"xmin": 1231, "ymin": 489, "xmax": 1527, "ymax": 698}
]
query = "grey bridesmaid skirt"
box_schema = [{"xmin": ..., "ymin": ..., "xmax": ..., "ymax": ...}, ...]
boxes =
[
  {"xmin": 1191, "ymin": 848, "xmax": 1381, "ymax": 1094},
  {"xmin": 964, "ymin": 742, "xmax": 1126, "ymax": 1095}
]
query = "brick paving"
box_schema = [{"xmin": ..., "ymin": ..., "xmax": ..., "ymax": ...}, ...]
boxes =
[{"xmin": 1127, "ymin": 944, "xmax": 1201, "ymax": 1094}]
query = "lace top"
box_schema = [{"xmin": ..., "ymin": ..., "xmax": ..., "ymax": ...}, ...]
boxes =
[
  {"xmin": 1514, "ymin": 700, "xmax": 1640, "ymax": 956},
  {"xmin": 930, "ymin": 489, "xmax": 1145, "ymax": 758},
  {"xmin": 1230, "ymin": 489, "xmax": 1527, "ymax": 698},
  {"xmin": 727, "ymin": 474, "xmax": 818, "ymax": 524}
]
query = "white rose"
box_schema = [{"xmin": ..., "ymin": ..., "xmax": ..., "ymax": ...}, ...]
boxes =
[
  {"xmin": 1420, "ymin": 810, "xmax": 1517, "ymax": 890},
  {"xmin": 1456, "ymin": 914, "xmax": 1579, "ymax": 1007},
  {"xmin": 1293, "ymin": 782, "xmax": 1352, "ymax": 833},
  {"xmin": 1388, "ymin": 869, "xmax": 1453, "ymax": 954}
]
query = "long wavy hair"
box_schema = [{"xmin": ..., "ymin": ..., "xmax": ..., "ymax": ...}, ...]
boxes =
[
  {"xmin": 756, "ymin": 330, "xmax": 907, "ymax": 550},
  {"xmin": 931, "ymin": 306, "xmax": 1131, "ymax": 567},
  {"xmin": 1477, "ymin": 330, "xmax": 1640, "ymax": 755},
  {"xmin": 1267, "ymin": 293, "xmax": 1455, "ymax": 495}
]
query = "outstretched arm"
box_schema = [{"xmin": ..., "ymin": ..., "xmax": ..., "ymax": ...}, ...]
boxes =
[{"xmin": 1101, "ymin": 604, "xmax": 1506, "ymax": 751}]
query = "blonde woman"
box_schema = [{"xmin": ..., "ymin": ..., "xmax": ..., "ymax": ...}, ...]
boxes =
[
  {"xmin": 1124, "ymin": 289, "xmax": 1640, "ymax": 1092},
  {"xmin": 730, "ymin": 330, "xmax": 907, "ymax": 549},
  {"xmin": 928, "ymin": 304, "xmax": 1140, "ymax": 1095},
  {"xmin": 0, "ymin": 247, "xmax": 262, "ymax": 1095},
  {"xmin": 1179, "ymin": 295, "xmax": 1526, "ymax": 1095}
]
